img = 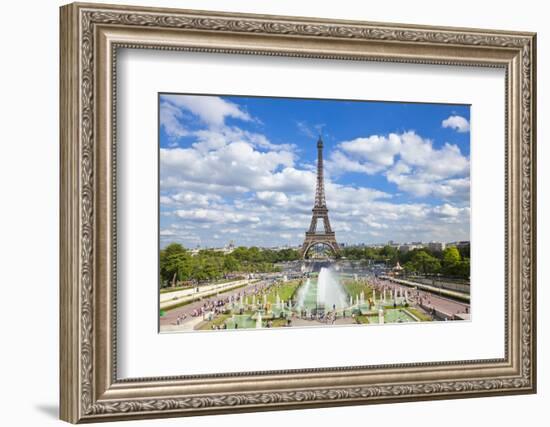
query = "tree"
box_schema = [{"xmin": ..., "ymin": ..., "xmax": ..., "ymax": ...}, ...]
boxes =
[
  {"xmin": 274, "ymin": 248, "xmax": 300, "ymax": 262},
  {"xmin": 442, "ymin": 246, "xmax": 461, "ymax": 276},
  {"xmin": 403, "ymin": 261, "xmax": 416, "ymax": 275},
  {"xmin": 455, "ymin": 259, "xmax": 470, "ymax": 279},
  {"xmin": 380, "ymin": 245, "xmax": 399, "ymax": 265},
  {"xmin": 409, "ymin": 250, "xmax": 441, "ymax": 275},
  {"xmin": 443, "ymin": 246, "xmax": 461, "ymax": 265},
  {"xmin": 223, "ymin": 255, "xmax": 240, "ymax": 272},
  {"xmin": 364, "ymin": 247, "xmax": 379, "ymax": 260},
  {"xmin": 159, "ymin": 243, "xmax": 192, "ymax": 287},
  {"xmin": 160, "ymin": 243, "xmax": 303, "ymax": 285},
  {"xmin": 175, "ymin": 255, "xmax": 193, "ymax": 282},
  {"xmin": 458, "ymin": 243, "xmax": 470, "ymax": 259},
  {"xmin": 343, "ymin": 247, "xmax": 365, "ymax": 260}
]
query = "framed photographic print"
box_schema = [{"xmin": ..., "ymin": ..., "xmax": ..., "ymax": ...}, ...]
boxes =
[{"xmin": 60, "ymin": 2, "xmax": 537, "ymax": 423}]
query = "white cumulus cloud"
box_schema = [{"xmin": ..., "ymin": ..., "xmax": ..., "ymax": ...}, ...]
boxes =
[
  {"xmin": 159, "ymin": 95, "xmax": 471, "ymax": 247},
  {"xmin": 338, "ymin": 133, "xmax": 401, "ymax": 168},
  {"xmin": 328, "ymin": 131, "xmax": 470, "ymax": 201},
  {"xmin": 442, "ymin": 115, "xmax": 470, "ymax": 133},
  {"xmin": 162, "ymin": 94, "xmax": 253, "ymax": 127}
]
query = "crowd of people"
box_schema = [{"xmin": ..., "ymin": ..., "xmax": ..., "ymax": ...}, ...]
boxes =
[
  {"xmin": 170, "ymin": 274, "xmax": 470, "ymax": 330},
  {"xmin": 370, "ymin": 276, "xmax": 470, "ymax": 319},
  {"xmin": 172, "ymin": 281, "xmax": 277, "ymax": 327}
]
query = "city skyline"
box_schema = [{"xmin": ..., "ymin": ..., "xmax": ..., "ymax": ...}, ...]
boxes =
[
  {"xmin": 175, "ymin": 239, "xmax": 470, "ymax": 253},
  {"xmin": 159, "ymin": 93, "xmax": 471, "ymax": 249}
]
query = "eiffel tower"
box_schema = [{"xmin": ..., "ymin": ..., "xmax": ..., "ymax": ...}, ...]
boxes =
[{"xmin": 301, "ymin": 136, "xmax": 340, "ymax": 258}]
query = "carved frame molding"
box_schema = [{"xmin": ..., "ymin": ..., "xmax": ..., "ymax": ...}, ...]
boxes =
[{"xmin": 60, "ymin": 2, "xmax": 536, "ymax": 423}]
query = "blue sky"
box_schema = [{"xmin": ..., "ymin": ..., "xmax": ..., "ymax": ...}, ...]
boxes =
[{"xmin": 159, "ymin": 93, "xmax": 470, "ymax": 249}]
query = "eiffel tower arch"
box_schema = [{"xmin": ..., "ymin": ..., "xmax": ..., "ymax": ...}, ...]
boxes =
[{"xmin": 301, "ymin": 136, "xmax": 340, "ymax": 259}]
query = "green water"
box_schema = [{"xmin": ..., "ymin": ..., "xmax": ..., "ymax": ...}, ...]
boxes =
[
  {"xmin": 296, "ymin": 278, "xmax": 319, "ymax": 310},
  {"xmin": 380, "ymin": 309, "xmax": 416, "ymax": 323},
  {"xmin": 225, "ymin": 315, "xmax": 257, "ymax": 329},
  {"xmin": 218, "ymin": 278, "xmax": 417, "ymax": 330}
]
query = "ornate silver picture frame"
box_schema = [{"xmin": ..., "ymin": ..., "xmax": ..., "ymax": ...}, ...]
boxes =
[{"xmin": 60, "ymin": 2, "xmax": 536, "ymax": 423}]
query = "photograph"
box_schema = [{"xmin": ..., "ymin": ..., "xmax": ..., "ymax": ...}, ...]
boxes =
[{"xmin": 158, "ymin": 93, "xmax": 471, "ymax": 332}]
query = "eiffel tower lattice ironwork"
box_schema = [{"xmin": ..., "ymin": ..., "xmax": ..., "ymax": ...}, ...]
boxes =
[{"xmin": 301, "ymin": 136, "xmax": 340, "ymax": 258}]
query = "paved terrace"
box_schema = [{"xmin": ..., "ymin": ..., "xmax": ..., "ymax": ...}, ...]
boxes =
[
  {"xmin": 374, "ymin": 277, "xmax": 470, "ymax": 320},
  {"xmin": 379, "ymin": 275, "xmax": 470, "ymax": 302},
  {"xmin": 160, "ymin": 279, "xmax": 259, "ymax": 311},
  {"xmin": 159, "ymin": 279, "xmax": 273, "ymax": 330}
]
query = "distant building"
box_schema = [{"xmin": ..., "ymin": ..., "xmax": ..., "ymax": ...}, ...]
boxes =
[
  {"xmin": 448, "ymin": 241, "xmax": 470, "ymax": 249},
  {"xmin": 189, "ymin": 241, "xmax": 235, "ymax": 255},
  {"xmin": 399, "ymin": 243, "xmax": 424, "ymax": 252},
  {"xmin": 427, "ymin": 241, "xmax": 446, "ymax": 252},
  {"xmin": 270, "ymin": 244, "xmax": 300, "ymax": 251},
  {"xmin": 221, "ymin": 241, "xmax": 235, "ymax": 254}
]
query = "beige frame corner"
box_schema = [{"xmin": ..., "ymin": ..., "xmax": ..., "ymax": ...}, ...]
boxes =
[{"xmin": 60, "ymin": 2, "xmax": 536, "ymax": 423}]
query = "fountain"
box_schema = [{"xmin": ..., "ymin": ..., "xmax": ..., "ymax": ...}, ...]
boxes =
[
  {"xmin": 256, "ymin": 311, "xmax": 262, "ymax": 328},
  {"xmin": 208, "ymin": 257, "xmax": 426, "ymax": 331},
  {"xmin": 297, "ymin": 267, "xmax": 347, "ymax": 313},
  {"xmin": 296, "ymin": 278, "xmax": 311, "ymax": 309},
  {"xmin": 212, "ymin": 259, "xmax": 424, "ymax": 331}
]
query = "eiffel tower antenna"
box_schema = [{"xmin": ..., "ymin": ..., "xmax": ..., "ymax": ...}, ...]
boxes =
[{"xmin": 301, "ymin": 135, "xmax": 340, "ymax": 258}]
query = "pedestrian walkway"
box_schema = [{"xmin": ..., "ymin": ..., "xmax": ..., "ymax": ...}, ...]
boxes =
[
  {"xmin": 160, "ymin": 279, "xmax": 256, "ymax": 310},
  {"xmin": 380, "ymin": 275, "xmax": 470, "ymax": 302},
  {"xmin": 160, "ymin": 316, "xmax": 204, "ymax": 332}
]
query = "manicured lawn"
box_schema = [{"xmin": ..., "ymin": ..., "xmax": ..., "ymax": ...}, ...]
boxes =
[
  {"xmin": 212, "ymin": 277, "xmax": 245, "ymax": 285},
  {"xmin": 271, "ymin": 318, "xmax": 289, "ymax": 328},
  {"xmin": 406, "ymin": 307, "xmax": 433, "ymax": 322},
  {"xmin": 160, "ymin": 285, "xmax": 193, "ymax": 294},
  {"xmin": 198, "ymin": 313, "xmax": 232, "ymax": 330},
  {"xmin": 161, "ymin": 298, "xmax": 196, "ymax": 311},
  {"xmin": 342, "ymin": 279, "xmax": 374, "ymax": 300},
  {"xmin": 265, "ymin": 280, "xmax": 301, "ymax": 304},
  {"xmin": 162, "ymin": 282, "xmax": 250, "ymax": 312},
  {"xmin": 160, "ymin": 277, "xmax": 245, "ymax": 293},
  {"xmin": 355, "ymin": 315, "xmax": 370, "ymax": 324}
]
